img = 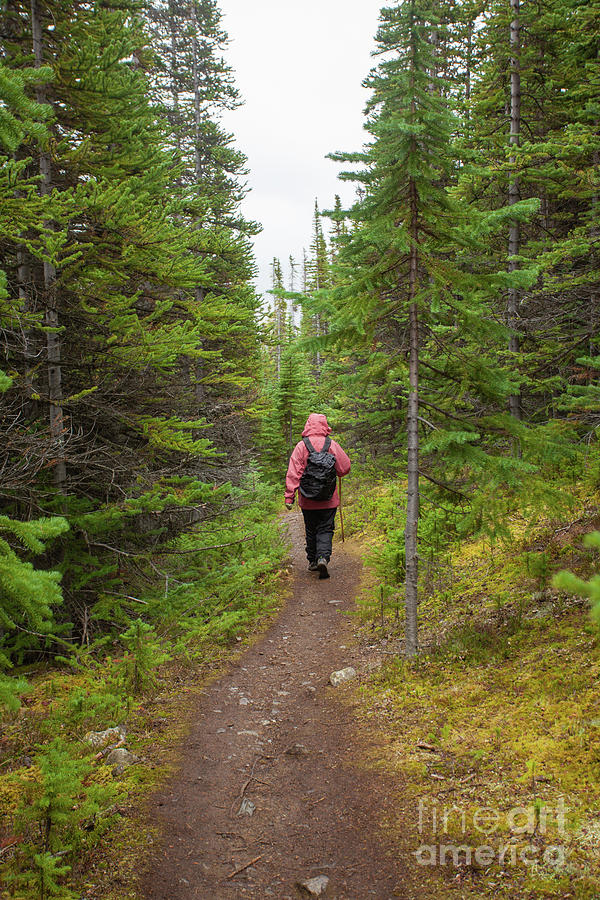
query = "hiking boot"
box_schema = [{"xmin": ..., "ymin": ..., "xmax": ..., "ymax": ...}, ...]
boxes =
[
  {"xmin": 308, "ymin": 561, "xmax": 318, "ymax": 572},
  {"xmin": 317, "ymin": 557, "xmax": 330, "ymax": 579}
]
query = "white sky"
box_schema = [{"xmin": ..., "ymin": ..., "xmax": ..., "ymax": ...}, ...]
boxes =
[{"xmin": 219, "ymin": 0, "xmax": 382, "ymax": 299}]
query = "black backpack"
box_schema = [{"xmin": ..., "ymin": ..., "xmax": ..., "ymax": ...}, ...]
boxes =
[{"xmin": 299, "ymin": 436, "xmax": 337, "ymax": 501}]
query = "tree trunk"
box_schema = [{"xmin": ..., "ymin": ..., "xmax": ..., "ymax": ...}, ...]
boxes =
[
  {"xmin": 168, "ymin": 0, "xmax": 181, "ymax": 154},
  {"xmin": 192, "ymin": 29, "xmax": 203, "ymax": 185},
  {"xmin": 507, "ymin": 0, "xmax": 522, "ymax": 421},
  {"xmin": 590, "ymin": 141, "xmax": 599, "ymax": 365},
  {"xmin": 191, "ymin": 11, "xmax": 206, "ymax": 405},
  {"xmin": 404, "ymin": 174, "xmax": 420, "ymax": 658},
  {"xmin": 31, "ymin": 0, "xmax": 67, "ymax": 490},
  {"xmin": 16, "ymin": 246, "xmax": 35, "ymax": 402}
]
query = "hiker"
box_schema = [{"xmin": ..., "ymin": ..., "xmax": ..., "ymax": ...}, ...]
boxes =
[{"xmin": 284, "ymin": 413, "xmax": 351, "ymax": 579}]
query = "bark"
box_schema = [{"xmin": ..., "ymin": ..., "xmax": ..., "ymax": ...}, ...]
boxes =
[
  {"xmin": 403, "ymin": 3, "xmax": 420, "ymax": 657},
  {"xmin": 404, "ymin": 173, "xmax": 420, "ymax": 659},
  {"xmin": 168, "ymin": 0, "xmax": 181, "ymax": 154},
  {"xmin": 16, "ymin": 246, "xmax": 35, "ymax": 400},
  {"xmin": 191, "ymin": 8, "xmax": 206, "ymax": 404},
  {"xmin": 192, "ymin": 29, "xmax": 203, "ymax": 185},
  {"xmin": 507, "ymin": 0, "xmax": 522, "ymax": 421},
  {"xmin": 590, "ymin": 141, "xmax": 599, "ymax": 364},
  {"xmin": 31, "ymin": 0, "xmax": 67, "ymax": 489}
]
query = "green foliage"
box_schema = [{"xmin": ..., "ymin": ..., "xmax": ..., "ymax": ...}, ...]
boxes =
[
  {"xmin": 553, "ymin": 532, "xmax": 600, "ymax": 628},
  {"xmin": 0, "ymin": 62, "xmax": 52, "ymax": 150},
  {"xmin": 120, "ymin": 620, "xmax": 170, "ymax": 695},
  {"xmin": 0, "ymin": 513, "xmax": 69, "ymax": 704},
  {"xmin": 260, "ymin": 339, "xmax": 317, "ymax": 481},
  {"xmin": 7, "ymin": 738, "xmax": 114, "ymax": 900}
]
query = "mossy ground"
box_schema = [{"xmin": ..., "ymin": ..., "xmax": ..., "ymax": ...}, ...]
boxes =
[{"xmin": 349, "ymin": 485, "xmax": 600, "ymax": 899}]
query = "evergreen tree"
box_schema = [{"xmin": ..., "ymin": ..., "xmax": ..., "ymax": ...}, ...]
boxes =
[
  {"xmin": 0, "ymin": 371, "xmax": 68, "ymax": 711},
  {"xmin": 326, "ymin": 0, "xmax": 538, "ymax": 653},
  {"xmin": 0, "ymin": 0, "xmax": 262, "ymax": 647},
  {"xmin": 463, "ymin": 0, "xmax": 600, "ymax": 436}
]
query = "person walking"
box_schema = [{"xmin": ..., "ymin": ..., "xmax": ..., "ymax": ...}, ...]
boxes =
[{"xmin": 284, "ymin": 413, "xmax": 351, "ymax": 579}]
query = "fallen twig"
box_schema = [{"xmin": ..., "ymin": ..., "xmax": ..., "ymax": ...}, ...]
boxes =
[
  {"xmin": 229, "ymin": 754, "xmax": 262, "ymax": 818},
  {"xmin": 226, "ymin": 854, "xmax": 263, "ymax": 880}
]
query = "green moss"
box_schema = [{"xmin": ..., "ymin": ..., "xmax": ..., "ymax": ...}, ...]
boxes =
[{"xmin": 354, "ymin": 489, "xmax": 600, "ymax": 897}]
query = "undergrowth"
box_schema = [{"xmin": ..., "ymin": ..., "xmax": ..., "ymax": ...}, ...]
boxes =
[
  {"xmin": 348, "ymin": 469, "xmax": 600, "ymax": 898},
  {"xmin": 0, "ymin": 479, "xmax": 287, "ymax": 900}
]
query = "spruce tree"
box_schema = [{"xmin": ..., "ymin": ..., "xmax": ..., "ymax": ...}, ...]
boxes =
[
  {"xmin": 0, "ymin": 0, "xmax": 262, "ymax": 646},
  {"xmin": 326, "ymin": 0, "xmax": 538, "ymax": 654}
]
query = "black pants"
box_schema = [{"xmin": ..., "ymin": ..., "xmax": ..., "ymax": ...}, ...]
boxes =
[{"xmin": 302, "ymin": 507, "xmax": 337, "ymax": 563}]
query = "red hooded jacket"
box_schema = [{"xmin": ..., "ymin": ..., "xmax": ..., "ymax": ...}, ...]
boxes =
[{"xmin": 284, "ymin": 414, "xmax": 351, "ymax": 510}]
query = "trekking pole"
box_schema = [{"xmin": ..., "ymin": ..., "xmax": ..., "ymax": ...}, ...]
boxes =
[{"xmin": 338, "ymin": 476, "xmax": 345, "ymax": 543}]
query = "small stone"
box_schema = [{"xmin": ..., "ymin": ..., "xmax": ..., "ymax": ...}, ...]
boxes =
[
  {"xmin": 84, "ymin": 726, "xmax": 126, "ymax": 749},
  {"xmin": 237, "ymin": 798, "xmax": 256, "ymax": 816},
  {"xmin": 239, "ymin": 697, "xmax": 250, "ymax": 706},
  {"xmin": 285, "ymin": 743, "xmax": 309, "ymax": 757},
  {"xmin": 329, "ymin": 667, "xmax": 357, "ymax": 686},
  {"xmin": 296, "ymin": 874, "xmax": 330, "ymax": 897},
  {"xmin": 105, "ymin": 747, "xmax": 139, "ymax": 775}
]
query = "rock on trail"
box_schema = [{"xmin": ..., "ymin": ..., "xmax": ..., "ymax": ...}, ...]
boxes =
[{"xmin": 141, "ymin": 511, "xmax": 407, "ymax": 899}]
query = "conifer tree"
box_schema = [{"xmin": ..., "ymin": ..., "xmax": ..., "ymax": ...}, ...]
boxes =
[
  {"xmin": 463, "ymin": 0, "xmax": 599, "ymax": 434},
  {"xmin": 327, "ymin": 0, "xmax": 538, "ymax": 654},
  {"xmin": 144, "ymin": 0, "xmax": 261, "ymax": 442},
  {"xmin": 0, "ymin": 371, "xmax": 68, "ymax": 711},
  {"xmin": 270, "ymin": 256, "xmax": 286, "ymax": 379},
  {"xmin": 0, "ymin": 0, "xmax": 262, "ymax": 645}
]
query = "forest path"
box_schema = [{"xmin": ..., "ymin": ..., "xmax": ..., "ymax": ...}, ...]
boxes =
[{"xmin": 140, "ymin": 511, "xmax": 409, "ymax": 899}]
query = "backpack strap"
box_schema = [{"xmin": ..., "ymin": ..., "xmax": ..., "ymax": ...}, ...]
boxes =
[{"xmin": 302, "ymin": 435, "xmax": 331, "ymax": 454}]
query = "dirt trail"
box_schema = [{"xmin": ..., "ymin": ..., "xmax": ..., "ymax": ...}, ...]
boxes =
[{"xmin": 141, "ymin": 512, "xmax": 408, "ymax": 899}]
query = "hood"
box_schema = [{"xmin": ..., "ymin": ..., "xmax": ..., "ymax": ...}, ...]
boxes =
[{"xmin": 302, "ymin": 414, "xmax": 332, "ymax": 438}]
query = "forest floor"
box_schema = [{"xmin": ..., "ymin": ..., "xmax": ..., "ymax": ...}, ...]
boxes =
[
  {"xmin": 138, "ymin": 510, "xmax": 413, "ymax": 899},
  {"xmin": 130, "ymin": 496, "xmax": 600, "ymax": 900}
]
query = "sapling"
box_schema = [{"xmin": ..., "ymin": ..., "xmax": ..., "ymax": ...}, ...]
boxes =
[
  {"xmin": 120, "ymin": 619, "xmax": 170, "ymax": 695},
  {"xmin": 14, "ymin": 739, "xmax": 101, "ymax": 899},
  {"xmin": 524, "ymin": 550, "xmax": 551, "ymax": 590},
  {"xmin": 553, "ymin": 532, "xmax": 600, "ymax": 628}
]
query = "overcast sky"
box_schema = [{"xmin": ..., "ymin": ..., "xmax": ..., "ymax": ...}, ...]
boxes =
[{"xmin": 219, "ymin": 0, "xmax": 382, "ymax": 299}]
